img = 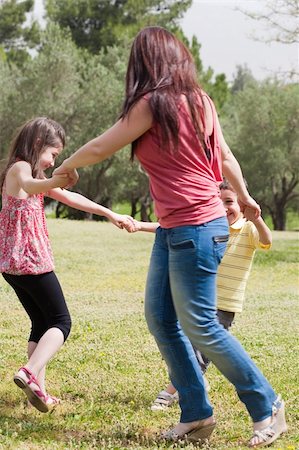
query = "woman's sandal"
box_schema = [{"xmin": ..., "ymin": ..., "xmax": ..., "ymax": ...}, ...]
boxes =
[
  {"xmin": 161, "ymin": 419, "xmax": 216, "ymax": 443},
  {"xmin": 248, "ymin": 395, "xmax": 287, "ymax": 447},
  {"xmin": 13, "ymin": 367, "xmax": 49, "ymax": 413}
]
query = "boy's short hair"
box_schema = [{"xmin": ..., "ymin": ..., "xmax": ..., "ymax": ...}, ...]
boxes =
[{"xmin": 220, "ymin": 177, "xmax": 248, "ymax": 191}]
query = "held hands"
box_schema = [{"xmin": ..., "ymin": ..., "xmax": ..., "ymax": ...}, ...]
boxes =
[
  {"xmin": 53, "ymin": 163, "xmax": 79, "ymax": 188},
  {"xmin": 243, "ymin": 206, "xmax": 261, "ymax": 223},
  {"xmin": 109, "ymin": 213, "xmax": 139, "ymax": 232},
  {"xmin": 238, "ymin": 195, "xmax": 261, "ymax": 220},
  {"xmin": 50, "ymin": 173, "xmax": 71, "ymax": 189}
]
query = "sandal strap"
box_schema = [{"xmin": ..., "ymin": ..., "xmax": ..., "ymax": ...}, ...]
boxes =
[
  {"xmin": 45, "ymin": 394, "xmax": 61, "ymax": 405},
  {"xmin": 161, "ymin": 429, "xmax": 179, "ymax": 440},
  {"xmin": 272, "ymin": 394, "xmax": 282, "ymax": 415},
  {"xmin": 156, "ymin": 391, "xmax": 175, "ymax": 401},
  {"xmin": 18, "ymin": 367, "xmax": 47, "ymax": 401},
  {"xmin": 153, "ymin": 390, "xmax": 177, "ymax": 406},
  {"xmin": 252, "ymin": 427, "xmax": 276, "ymax": 442},
  {"xmin": 154, "ymin": 397, "xmax": 172, "ymax": 406},
  {"xmin": 19, "ymin": 367, "xmax": 39, "ymax": 386}
]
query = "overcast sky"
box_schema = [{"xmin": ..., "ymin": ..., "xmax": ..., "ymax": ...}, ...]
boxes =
[
  {"xmin": 33, "ymin": 0, "xmax": 298, "ymax": 82},
  {"xmin": 181, "ymin": 0, "xmax": 298, "ymax": 81}
]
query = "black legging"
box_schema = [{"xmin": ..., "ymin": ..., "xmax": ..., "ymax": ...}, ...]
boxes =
[{"xmin": 2, "ymin": 271, "xmax": 71, "ymax": 343}]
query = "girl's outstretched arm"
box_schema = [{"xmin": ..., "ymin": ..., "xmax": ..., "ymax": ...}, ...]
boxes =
[
  {"xmin": 54, "ymin": 99, "xmax": 152, "ymax": 181},
  {"xmin": 10, "ymin": 161, "xmax": 69, "ymax": 195},
  {"xmin": 47, "ymin": 188, "xmax": 136, "ymax": 230}
]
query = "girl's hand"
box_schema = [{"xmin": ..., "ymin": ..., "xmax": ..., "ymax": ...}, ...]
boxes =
[
  {"xmin": 238, "ymin": 195, "xmax": 261, "ymax": 219},
  {"xmin": 122, "ymin": 218, "xmax": 141, "ymax": 233},
  {"xmin": 50, "ymin": 173, "xmax": 70, "ymax": 189},
  {"xmin": 53, "ymin": 163, "xmax": 79, "ymax": 187}
]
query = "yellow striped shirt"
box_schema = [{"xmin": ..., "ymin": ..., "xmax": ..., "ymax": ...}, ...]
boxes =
[{"xmin": 217, "ymin": 218, "xmax": 271, "ymax": 313}]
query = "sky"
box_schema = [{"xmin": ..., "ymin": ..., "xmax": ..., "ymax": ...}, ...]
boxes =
[
  {"xmin": 33, "ymin": 0, "xmax": 298, "ymax": 83},
  {"xmin": 180, "ymin": 0, "xmax": 298, "ymax": 82}
]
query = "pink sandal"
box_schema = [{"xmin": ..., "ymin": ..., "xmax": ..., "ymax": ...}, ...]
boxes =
[
  {"xmin": 45, "ymin": 394, "xmax": 61, "ymax": 407},
  {"xmin": 14, "ymin": 367, "xmax": 49, "ymax": 413},
  {"xmin": 27, "ymin": 394, "xmax": 61, "ymax": 410}
]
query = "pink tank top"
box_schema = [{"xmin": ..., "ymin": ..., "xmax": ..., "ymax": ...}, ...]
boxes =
[
  {"xmin": 135, "ymin": 94, "xmax": 226, "ymax": 228},
  {"xmin": 0, "ymin": 186, "xmax": 54, "ymax": 275}
]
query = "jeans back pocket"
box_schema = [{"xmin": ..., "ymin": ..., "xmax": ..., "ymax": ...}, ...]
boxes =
[{"xmin": 170, "ymin": 239, "xmax": 196, "ymax": 250}]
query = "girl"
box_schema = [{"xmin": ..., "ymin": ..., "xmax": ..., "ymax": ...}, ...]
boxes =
[
  {"xmin": 0, "ymin": 117, "xmax": 134, "ymax": 413},
  {"xmin": 54, "ymin": 28, "xmax": 287, "ymax": 447}
]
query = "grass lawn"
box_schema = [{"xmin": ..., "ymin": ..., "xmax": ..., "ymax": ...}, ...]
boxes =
[{"xmin": 0, "ymin": 220, "xmax": 298, "ymax": 450}]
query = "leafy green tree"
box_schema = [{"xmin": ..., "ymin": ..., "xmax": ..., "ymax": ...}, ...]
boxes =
[
  {"xmin": 110, "ymin": 150, "xmax": 153, "ymax": 220},
  {"xmin": 0, "ymin": 59, "xmax": 21, "ymax": 158},
  {"xmin": 0, "ymin": 0, "xmax": 230, "ymax": 220},
  {"xmin": 231, "ymin": 65, "xmax": 256, "ymax": 94},
  {"xmin": 223, "ymin": 80, "xmax": 299, "ymax": 230},
  {"xmin": 0, "ymin": 0, "xmax": 40, "ymax": 65},
  {"xmin": 0, "ymin": 23, "xmax": 127, "ymax": 218},
  {"xmin": 45, "ymin": 0, "xmax": 191, "ymax": 53}
]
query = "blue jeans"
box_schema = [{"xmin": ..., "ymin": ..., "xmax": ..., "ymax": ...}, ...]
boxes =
[{"xmin": 145, "ymin": 217, "xmax": 276, "ymax": 423}]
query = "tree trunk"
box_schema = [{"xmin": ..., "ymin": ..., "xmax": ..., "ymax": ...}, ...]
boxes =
[
  {"xmin": 130, "ymin": 199, "xmax": 138, "ymax": 218},
  {"xmin": 140, "ymin": 193, "xmax": 153, "ymax": 222},
  {"xmin": 271, "ymin": 209, "xmax": 287, "ymax": 230},
  {"xmin": 269, "ymin": 196, "xmax": 287, "ymax": 230},
  {"xmin": 55, "ymin": 202, "xmax": 63, "ymax": 218},
  {"xmin": 140, "ymin": 202, "xmax": 150, "ymax": 221}
]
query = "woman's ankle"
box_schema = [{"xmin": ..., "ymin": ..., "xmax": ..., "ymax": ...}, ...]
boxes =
[{"xmin": 253, "ymin": 416, "xmax": 272, "ymax": 431}]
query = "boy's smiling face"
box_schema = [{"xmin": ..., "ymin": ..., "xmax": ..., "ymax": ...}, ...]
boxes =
[{"xmin": 221, "ymin": 188, "xmax": 242, "ymax": 226}]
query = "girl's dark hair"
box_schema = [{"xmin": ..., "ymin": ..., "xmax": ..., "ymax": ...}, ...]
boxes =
[
  {"xmin": 0, "ymin": 117, "xmax": 65, "ymax": 191},
  {"xmin": 120, "ymin": 26, "xmax": 205, "ymax": 158}
]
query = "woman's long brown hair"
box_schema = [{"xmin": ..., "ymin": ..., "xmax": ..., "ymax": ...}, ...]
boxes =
[
  {"xmin": 0, "ymin": 117, "xmax": 65, "ymax": 191},
  {"xmin": 120, "ymin": 26, "xmax": 206, "ymax": 157}
]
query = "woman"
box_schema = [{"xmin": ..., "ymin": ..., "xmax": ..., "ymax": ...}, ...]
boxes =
[{"xmin": 54, "ymin": 27, "xmax": 287, "ymax": 447}]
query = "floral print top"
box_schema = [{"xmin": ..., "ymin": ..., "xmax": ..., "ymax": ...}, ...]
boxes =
[{"xmin": 0, "ymin": 187, "xmax": 54, "ymax": 275}]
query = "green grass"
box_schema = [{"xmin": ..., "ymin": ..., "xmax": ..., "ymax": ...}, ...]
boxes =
[{"xmin": 0, "ymin": 220, "xmax": 298, "ymax": 449}]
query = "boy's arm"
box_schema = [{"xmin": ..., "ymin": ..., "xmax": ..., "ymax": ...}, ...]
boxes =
[
  {"xmin": 244, "ymin": 207, "xmax": 272, "ymax": 246},
  {"xmin": 47, "ymin": 188, "xmax": 135, "ymax": 230},
  {"xmin": 132, "ymin": 220, "xmax": 159, "ymax": 233}
]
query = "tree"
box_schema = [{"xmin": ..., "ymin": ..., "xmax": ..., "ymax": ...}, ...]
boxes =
[
  {"xmin": 0, "ymin": 23, "xmax": 128, "ymax": 218},
  {"xmin": 45, "ymin": 0, "xmax": 191, "ymax": 53},
  {"xmin": 231, "ymin": 65, "xmax": 256, "ymax": 94},
  {"xmin": 0, "ymin": 0, "xmax": 40, "ymax": 65},
  {"xmin": 223, "ymin": 80, "xmax": 299, "ymax": 230},
  {"xmin": 0, "ymin": 2, "xmax": 230, "ymax": 220},
  {"xmin": 44, "ymin": 0, "xmax": 230, "ymax": 216},
  {"xmin": 239, "ymin": 0, "xmax": 298, "ymax": 79},
  {"xmin": 240, "ymin": 0, "xmax": 299, "ymax": 45},
  {"xmin": 110, "ymin": 150, "xmax": 154, "ymax": 221}
]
